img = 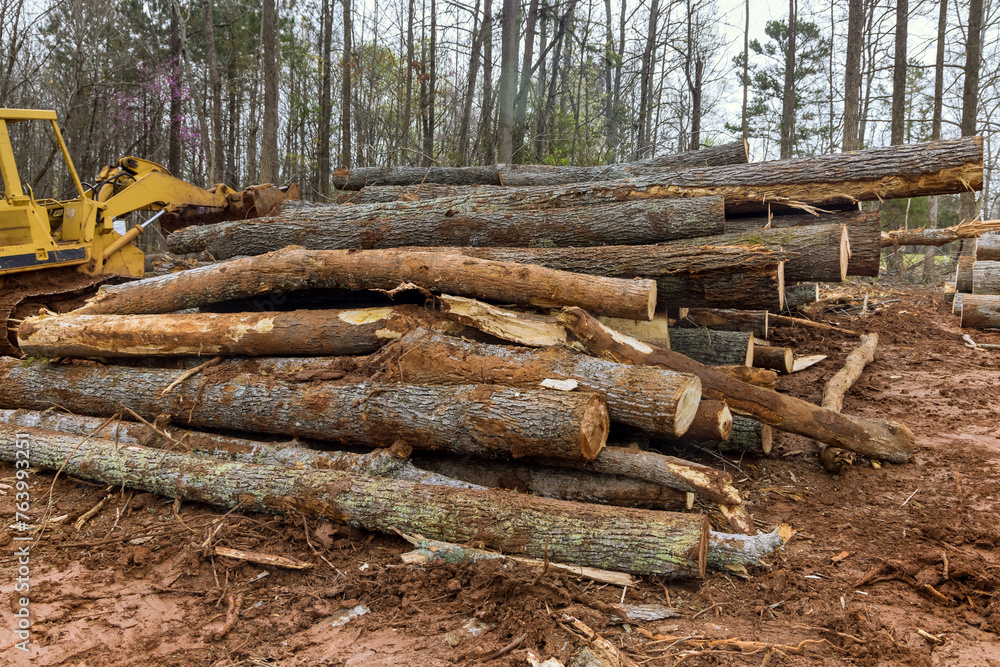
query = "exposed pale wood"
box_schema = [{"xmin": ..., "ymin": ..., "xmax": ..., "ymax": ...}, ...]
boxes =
[
  {"xmin": 817, "ymin": 334, "xmax": 879, "ymax": 472},
  {"xmin": 676, "ymin": 309, "xmax": 768, "ymax": 339},
  {"xmin": 960, "ymin": 294, "xmax": 1000, "ymax": 329},
  {"xmin": 437, "ymin": 295, "xmax": 567, "ymax": 347},
  {"xmin": 972, "ymin": 261, "xmax": 1000, "ymax": 294},
  {"xmin": 707, "ymin": 526, "xmax": 785, "ymax": 569},
  {"xmin": 0, "ymin": 358, "xmax": 610, "ymax": 462},
  {"xmin": 791, "ymin": 355, "xmax": 828, "ymax": 372},
  {"xmin": 683, "ymin": 399, "xmax": 733, "ymax": 442},
  {"xmin": 0, "ymin": 425, "xmax": 708, "ymax": 578},
  {"xmin": 713, "ymin": 365, "xmax": 779, "ymax": 389},
  {"xmin": 953, "ymin": 292, "xmax": 965, "ymax": 316},
  {"xmin": 668, "ymin": 329, "xmax": 754, "ymax": 366},
  {"xmin": 75, "ymin": 247, "xmax": 657, "ymax": 322},
  {"xmin": 753, "ymin": 345, "xmax": 794, "ymax": 374},
  {"xmin": 369, "ymin": 327, "xmax": 703, "ymax": 437},
  {"xmin": 558, "ymin": 307, "xmax": 916, "ymax": 463},
  {"xmin": 213, "ymin": 547, "xmax": 314, "ymax": 570},
  {"xmin": 769, "ymin": 314, "xmax": 861, "ymax": 336},
  {"xmin": 597, "ymin": 314, "xmax": 671, "ymax": 349},
  {"xmin": 882, "ymin": 219, "xmax": 1000, "ymax": 247}
]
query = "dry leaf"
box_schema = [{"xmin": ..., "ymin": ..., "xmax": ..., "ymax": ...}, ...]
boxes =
[{"xmin": 831, "ymin": 551, "xmax": 851, "ymax": 563}]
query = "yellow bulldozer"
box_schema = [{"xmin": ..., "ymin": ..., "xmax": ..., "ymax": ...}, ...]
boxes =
[{"xmin": 0, "ymin": 108, "xmax": 292, "ymax": 354}]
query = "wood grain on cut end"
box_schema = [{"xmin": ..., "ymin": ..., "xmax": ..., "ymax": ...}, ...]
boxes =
[
  {"xmin": 647, "ymin": 281, "xmax": 658, "ymax": 320},
  {"xmin": 579, "ymin": 394, "xmax": 611, "ymax": 461},
  {"xmin": 754, "ymin": 345, "xmax": 795, "ymax": 374},
  {"xmin": 760, "ymin": 424, "xmax": 773, "ymax": 455},
  {"xmin": 672, "ymin": 378, "xmax": 704, "ymax": 436},
  {"xmin": 683, "ymin": 399, "xmax": 733, "ymax": 441},
  {"xmin": 696, "ymin": 516, "xmax": 710, "ymax": 578},
  {"xmin": 839, "ymin": 225, "xmax": 851, "ymax": 281}
]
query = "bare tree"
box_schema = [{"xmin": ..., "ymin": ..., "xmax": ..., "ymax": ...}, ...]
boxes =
[
  {"xmin": 960, "ymin": 0, "xmax": 984, "ymax": 222},
  {"xmin": 259, "ymin": 0, "xmax": 279, "ymax": 183},
  {"xmin": 890, "ymin": 0, "xmax": 907, "ymax": 146},
  {"xmin": 842, "ymin": 0, "xmax": 863, "ymax": 151},
  {"xmin": 341, "ymin": 0, "xmax": 353, "ymax": 168},
  {"xmin": 779, "ymin": 0, "xmax": 796, "ymax": 158},
  {"xmin": 637, "ymin": 0, "xmax": 661, "ymax": 159},
  {"xmin": 496, "ymin": 0, "xmax": 518, "ymax": 162}
]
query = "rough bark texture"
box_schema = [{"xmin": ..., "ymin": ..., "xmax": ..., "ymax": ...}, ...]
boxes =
[
  {"xmin": 331, "ymin": 142, "xmax": 748, "ymax": 189},
  {"xmin": 371, "ymin": 329, "xmax": 703, "ymax": 436},
  {"xmin": 784, "ymin": 283, "xmax": 820, "ymax": 309},
  {"xmin": 558, "ymin": 308, "xmax": 916, "ymax": 463},
  {"xmin": 882, "ymin": 220, "xmax": 1000, "ymax": 249},
  {"xmin": 0, "ymin": 426, "xmax": 707, "ymax": 578},
  {"xmin": 76, "ymin": 248, "xmax": 657, "ymax": 322},
  {"xmin": 674, "ymin": 224, "xmax": 848, "ymax": 283},
  {"xmin": 960, "ymin": 294, "xmax": 1000, "ymax": 329},
  {"xmin": 17, "ymin": 307, "xmax": 424, "ymax": 358},
  {"xmin": 167, "ymin": 197, "xmax": 727, "ymax": 257},
  {"xmin": 667, "ymin": 329, "xmax": 754, "ymax": 366},
  {"xmin": 726, "ymin": 210, "xmax": 881, "ymax": 278},
  {"xmin": 0, "ymin": 409, "xmax": 481, "ymax": 489},
  {"xmin": 682, "ymin": 399, "xmax": 733, "ymax": 442},
  {"xmin": 0, "ymin": 358, "xmax": 609, "ymax": 462},
  {"xmin": 674, "ymin": 309, "xmax": 768, "ymax": 340},
  {"xmin": 977, "ymin": 234, "xmax": 1000, "ymax": 261},
  {"xmin": 662, "ymin": 415, "xmax": 772, "ymax": 456},
  {"xmin": 972, "ymin": 261, "xmax": 1000, "ymax": 295},
  {"xmin": 753, "ymin": 345, "xmax": 794, "ymax": 374},
  {"xmin": 956, "ymin": 255, "xmax": 975, "ymax": 292},
  {"xmin": 411, "ymin": 455, "xmax": 687, "ymax": 510},
  {"xmin": 953, "ymin": 292, "xmax": 964, "ymax": 316}
]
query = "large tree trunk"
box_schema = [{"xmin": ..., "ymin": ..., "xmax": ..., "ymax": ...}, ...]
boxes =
[
  {"xmin": 0, "ymin": 359, "xmax": 609, "ymax": 461},
  {"xmin": 17, "ymin": 307, "xmax": 428, "ymax": 358},
  {"xmin": 960, "ymin": 294, "xmax": 1000, "ymax": 329},
  {"xmin": 890, "ymin": 0, "xmax": 907, "ymax": 147},
  {"xmin": 76, "ymin": 248, "xmax": 657, "ymax": 322},
  {"xmin": 495, "ymin": 0, "xmax": 517, "ymax": 162},
  {"xmin": 167, "ymin": 197, "xmax": 727, "ymax": 257},
  {"xmin": 673, "ymin": 224, "xmax": 850, "ymax": 283},
  {"xmin": 726, "ymin": 209, "xmax": 881, "ymax": 277},
  {"xmin": 972, "ymin": 261, "xmax": 1000, "ymax": 294},
  {"xmin": 780, "ymin": 0, "xmax": 797, "ymax": 158},
  {"xmin": 682, "ymin": 399, "xmax": 733, "ymax": 442},
  {"xmin": 0, "ymin": 426, "xmax": 707, "ymax": 578},
  {"xmin": 259, "ymin": 0, "xmax": 279, "ymax": 184},
  {"xmin": 369, "ymin": 327, "xmax": 703, "ymax": 437},
  {"xmin": 557, "ymin": 308, "xmax": 916, "ymax": 463},
  {"xmin": 667, "ymin": 329, "xmax": 754, "ymax": 366},
  {"xmin": 842, "ymin": 0, "xmax": 863, "ymax": 151},
  {"xmin": 674, "ymin": 309, "xmax": 768, "ymax": 339},
  {"xmin": 977, "ymin": 234, "xmax": 1000, "ymax": 261},
  {"xmin": 959, "ymin": 0, "xmax": 983, "ymax": 224}
]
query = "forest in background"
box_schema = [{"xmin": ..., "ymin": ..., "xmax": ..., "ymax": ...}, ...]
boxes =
[{"xmin": 1, "ymin": 0, "xmax": 998, "ymax": 226}]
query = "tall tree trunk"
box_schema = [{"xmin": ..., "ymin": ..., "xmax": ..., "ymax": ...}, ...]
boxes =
[
  {"xmin": 480, "ymin": 0, "xmax": 495, "ymax": 164},
  {"xmin": 318, "ymin": 0, "xmax": 333, "ymax": 194},
  {"xmin": 457, "ymin": 0, "xmax": 484, "ymax": 165},
  {"xmin": 612, "ymin": 0, "xmax": 626, "ymax": 158},
  {"xmin": 637, "ymin": 0, "xmax": 660, "ymax": 159},
  {"xmin": 741, "ymin": 0, "xmax": 748, "ymax": 141},
  {"xmin": 779, "ymin": 0, "xmax": 796, "ymax": 159},
  {"xmin": 842, "ymin": 0, "xmax": 863, "ymax": 152},
  {"xmin": 425, "ymin": 0, "xmax": 437, "ymax": 164},
  {"xmin": 959, "ymin": 0, "xmax": 983, "ymax": 223},
  {"xmin": 513, "ymin": 0, "xmax": 539, "ymax": 157},
  {"xmin": 890, "ymin": 0, "xmax": 907, "ymax": 146},
  {"xmin": 402, "ymin": 0, "xmax": 415, "ymax": 161},
  {"xmin": 925, "ymin": 0, "xmax": 948, "ymax": 281},
  {"xmin": 203, "ymin": 0, "xmax": 224, "ymax": 184},
  {"xmin": 168, "ymin": 1, "xmax": 182, "ymax": 176},
  {"xmin": 496, "ymin": 0, "xmax": 518, "ymax": 162},
  {"xmin": 259, "ymin": 0, "xmax": 279, "ymax": 183},
  {"xmin": 341, "ymin": 0, "xmax": 353, "ymax": 169},
  {"xmin": 603, "ymin": 0, "xmax": 615, "ymax": 155}
]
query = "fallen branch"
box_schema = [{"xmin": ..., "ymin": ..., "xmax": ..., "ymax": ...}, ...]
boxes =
[
  {"xmin": 881, "ymin": 218, "xmax": 1000, "ymax": 247},
  {"xmin": 817, "ymin": 334, "xmax": 879, "ymax": 473}
]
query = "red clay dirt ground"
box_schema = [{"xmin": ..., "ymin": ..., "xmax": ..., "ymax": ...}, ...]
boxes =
[{"xmin": 1, "ymin": 285, "xmax": 999, "ymax": 666}]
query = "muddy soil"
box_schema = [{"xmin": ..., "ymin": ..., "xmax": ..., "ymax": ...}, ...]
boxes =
[{"xmin": 1, "ymin": 285, "xmax": 999, "ymax": 666}]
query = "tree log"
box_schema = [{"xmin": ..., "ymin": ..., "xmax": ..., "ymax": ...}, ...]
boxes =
[
  {"xmin": 817, "ymin": 334, "xmax": 878, "ymax": 472},
  {"xmin": 953, "ymin": 292, "xmax": 964, "ymax": 316},
  {"xmin": 662, "ymin": 415, "xmax": 772, "ymax": 457},
  {"xmin": 956, "ymin": 255, "xmax": 975, "ymax": 292},
  {"xmin": 882, "ymin": 219, "xmax": 1000, "ymax": 248},
  {"xmin": 960, "ymin": 294, "xmax": 1000, "ymax": 329},
  {"xmin": 683, "ymin": 399, "xmax": 733, "ymax": 442},
  {"xmin": 328, "ymin": 184, "xmax": 503, "ymax": 204},
  {"xmin": 667, "ymin": 329, "xmax": 754, "ymax": 366},
  {"xmin": 557, "ymin": 308, "xmax": 916, "ymax": 463},
  {"xmin": 410, "ymin": 455, "xmax": 686, "ymax": 510},
  {"xmin": 673, "ymin": 224, "xmax": 849, "ymax": 282},
  {"xmin": 753, "ymin": 345, "xmax": 794, "ymax": 374},
  {"xmin": 977, "ymin": 233, "xmax": 1000, "ymax": 261},
  {"xmin": 75, "ymin": 247, "xmax": 657, "ymax": 321},
  {"xmin": 17, "ymin": 307, "xmax": 425, "ymax": 358},
  {"xmin": 166, "ymin": 197, "xmax": 727, "ymax": 257},
  {"xmin": 0, "ymin": 358, "xmax": 609, "ymax": 462},
  {"xmin": 973, "ymin": 261, "xmax": 1000, "ymax": 294},
  {"xmin": 713, "ymin": 366, "xmax": 779, "ymax": 389},
  {"xmin": 419, "ymin": 244, "xmax": 788, "ymax": 311},
  {"xmin": 0, "ymin": 408, "xmax": 482, "ymax": 489},
  {"xmin": 784, "ymin": 283, "xmax": 820, "ymax": 309},
  {"xmin": 331, "ymin": 141, "xmax": 749, "ymax": 189},
  {"xmin": 0, "ymin": 426, "xmax": 708, "ymax": 578},
  {"xmin": 726, "ymin": 209, "xmax": 881, "ymax": 277},
  {"xmin": 368, "ymin": 328, "xmax": 703, "ymax": 437},
  {"xmin": 675, "ymin": 309, "xmax": 769, "ymax": 339}
]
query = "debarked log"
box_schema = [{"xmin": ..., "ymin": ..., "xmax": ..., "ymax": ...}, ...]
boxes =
[
  {"xmin": 0, "ymin": 409, "xmax": 482, "ymax": 489},
  {"xmin": 0, "ymin": 358, "xmax": 609, "ymax": 462},
  {"xmin": 558, "ymin": 308, "xmax": 916, "ymax": 463},
  {"xmin": 0, "ymin": 426, "xmax": 708, "ymax": 578},
  {"xmin": 74, "ymin": 247, "xmax": 657, "ymax": 321},
  {"xmin": 17, "ymin": 306, "xmax": 424, "ymax": 358},
  {"xmin": 666, "ymin": 329, "xmax": 754, "ymax": 366},
  {"xmin": 166, "ymin": 197, "xmax": 727, "ymax": 257},
  {"xmin": 369, "ymin": 328, "xmax": 703, "ymax": 437},
  {"xmin": 960, "ymin": 294, "xmax": 1000, "ymax": 329}
]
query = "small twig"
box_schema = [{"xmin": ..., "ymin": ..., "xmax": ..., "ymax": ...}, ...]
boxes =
[
  {"xmin": 73, "ymin": 494, "xmax": 110, "ymax": 532},
  {"xmin": 162, "ymin": 356, "xmax": 222, "ymax": 395},
  {"xmin": 901, "ymin": 489, "xmax": 919, "ymax": 507}
]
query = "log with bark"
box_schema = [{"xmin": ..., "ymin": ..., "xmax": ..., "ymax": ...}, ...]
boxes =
[
  {"xmin": 682, "ymin": 399, "xmax": 733, "ymax": 442},
  {"xmin": 816, "ymin": 334, "xmax": 879, "ymax": 473},
  {"xmin": 973, "ymin": 261, "xmax": 1000, "ymax": 294},
  {"xmin": 753, "ymin": 345, "xmax": 794, "ymax": 374},
  {"xmin": 713, "ymin": 365, "xmax": 779, "ymax": 389},
  {"xmin": 0, "ymin": 425, "xmax": 708, "ymax": 578},
  {"xmin": 329, "ymin": 184, "xmax": 502, "ymax": 204},
  {"xmin": 960, "ymin": 294, "xmax": 1000, "ymax": 329},
  {"xmin": 367, "ymin": 327, "xmax": 703, "ymax": 437},
  {"xmin": 953, "ymin": 292, "xmax": 964, "ymax": 316},
  {"xmin": 977, "ymin": 233, "xmax": 1000, "ymax": 261},
  {"xmin": 674, "ymin": 309, "xmax": 769, "ymax": 340},
  {"xmin": 0, "ymin": 358, "xmax": 610, "ymax": 462},
  {"xmin": 956, "ymin": 255, "xmax": 975, "ymax": 293},
  {"xmin": 331, "ymin": 141, "xmax": 749, "ymax": 189},
  {"xmin": 673, "ymin": 224, "xmax": 849, "ymax": 283},
  {"xmin": 882, "ymin": 219, "xmax": 1000, "ymax": 248},
  {"xmin": 784, "ymin": 283, "xmax": 820, "ymax": 309},
  {"xmin": 75, "ymin": 247, "xmax": 657, "ymax": 322},
  {"xmin": 662, "ymin": 415, "xmax": 772, "ymax": 457},
  {"xmin": 17, "ymin": 306, "xmax": 427, "ymax": 358},
  {"xmin": 557, "ymin": 308, "xmax": 916, "ymax": 463},
  {"xmin": 666, "ymin": 329, "xmax": 754, "ymax": 366},
  {"xmin": 415, "ymin": 244, "xmax": 788, "ymax": 311},
  {"xmin": 726, "ymin": 209, "xmax": 882, "ymax": 277},
  {"xmin": 166, "ymin": 197, "xmax": 727, "ymax": 257}
]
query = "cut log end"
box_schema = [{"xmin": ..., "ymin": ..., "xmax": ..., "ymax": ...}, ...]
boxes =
[
  {"xmin": 647, "ymin": 281, "xmax": 658, "ymax": 321},
  {"xmin": 839, "ymin": 225, "xmax": 851, "ymax": 281},
  {"xmin": 580, "ymin": 394, "xmax": 611, "ymax": 461},
  {"xmin": 753, "ymin": 345, "xmax": 795, "ymax": 374},
  {"xmin": 672, "ymin": 378, "xmax": 704, "ymax": 437},
  {"xmin": 697, "ymin": 515, "xmax": 710, "ymax": 578},
  {"xmin": 745, "ymin": 334, "xmax": 756, "ymax": 367}
]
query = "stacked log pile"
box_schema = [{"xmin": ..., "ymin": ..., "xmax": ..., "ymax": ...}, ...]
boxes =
[
  {"xmin": 0, "ymin": 138, "xmax": 980, "ymax": 580},
  {"xmin": 959, "ymin": 232, "xmax": 1000, "ymax": 329}
]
